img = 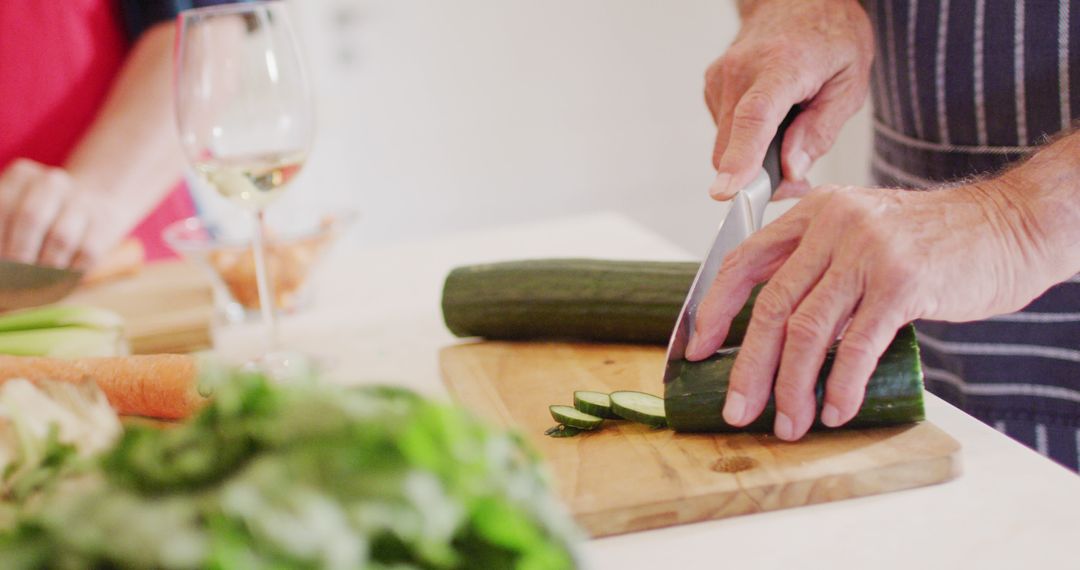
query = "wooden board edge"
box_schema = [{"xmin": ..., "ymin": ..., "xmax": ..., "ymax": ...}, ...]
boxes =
[{"xmin": 576, "ymin": 446, "xmax": 963, "ymax": 538}]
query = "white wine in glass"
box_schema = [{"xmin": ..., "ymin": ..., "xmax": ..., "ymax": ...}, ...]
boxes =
[
  {"xmin": 194, "ymin": 151, "xmax": 307, "ymax": 209},
  {"xmin": 176, "ymin": 1, "xmax": 314, "ymax": 371}
]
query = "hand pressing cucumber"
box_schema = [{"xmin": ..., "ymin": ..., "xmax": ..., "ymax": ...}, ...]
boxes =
[{"xmin": 545, "ymin": 325, "xmax": 924, "ymax": 437}]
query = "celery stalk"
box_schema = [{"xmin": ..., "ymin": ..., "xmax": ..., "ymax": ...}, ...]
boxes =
[
  {"xmin": 0, "ymin": 305, "xmax": 123, "ymax": 334},
  {"xmin": 0, "ymin": 328, "xmax": 126, "ymax": 358}
]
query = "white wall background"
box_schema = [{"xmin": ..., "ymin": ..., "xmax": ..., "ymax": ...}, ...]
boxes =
[{"xmin": 254, "ymin": 0, "xmax": 873, "ymax": 256}]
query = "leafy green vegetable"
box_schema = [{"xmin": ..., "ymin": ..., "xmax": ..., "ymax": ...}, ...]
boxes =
[
  {"xmin": 0, "ymin": 369, "xmax": 581, "ymax": 569},
  {"xmin": 0, "ymin": 379, "xmax": 121, "ymax": 504}
]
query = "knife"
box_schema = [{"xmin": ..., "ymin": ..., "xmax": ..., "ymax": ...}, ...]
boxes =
[
  {"xmin": 662, "ymin": 109, "xmax": 798, "ymax": 383},
  {"xmin": 0, "ymin": 260, "xmax": 84, "ymax": 312}
]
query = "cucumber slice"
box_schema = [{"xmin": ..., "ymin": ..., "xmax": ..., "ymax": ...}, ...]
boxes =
[
  {"xmin": 610, "ymin": 391, "xmax": 666, "ymax": 427},
  {"xmin": 573, "ymin": 391, "xmax": 617, "ymax": 419},
  {"xmin": 544, "ymin": 424, "xmax": 585, "ymax": 438},
  {"xmin": 549, "ymin": 405, "xmax": 604, "ymax": 429}
]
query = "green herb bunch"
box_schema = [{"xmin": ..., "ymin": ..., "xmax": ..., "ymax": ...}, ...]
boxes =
[{"xmin": 0, "ymin": 369, "xmax": 580, "ymax": 569}]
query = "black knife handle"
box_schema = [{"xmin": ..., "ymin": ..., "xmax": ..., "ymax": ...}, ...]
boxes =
[{"xmin": 762, "ymin": 107, "xmax": 800, "ymax": 194}]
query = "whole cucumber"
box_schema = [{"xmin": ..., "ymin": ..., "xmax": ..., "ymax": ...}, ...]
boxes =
[{"xmin": 441, "ymin": 259, "xmax": 758, "ymax": 346}]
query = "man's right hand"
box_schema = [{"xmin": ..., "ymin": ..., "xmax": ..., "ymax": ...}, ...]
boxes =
[{"xmin": 705, "ymin": 0, "xmax": 874, "ymax": 200}]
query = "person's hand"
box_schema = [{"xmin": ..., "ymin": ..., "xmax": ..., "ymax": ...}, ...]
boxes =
[
  {"xmin": 705, "ymin": 0, "xmax": 873, "ymax": 200},
  {"xmin": 683, "ymin": 181, "xmax": 1062, "ymax": 441},
  {"xmin": 0, "ymin": 159, "xmax": 124, "ymax": 269}
]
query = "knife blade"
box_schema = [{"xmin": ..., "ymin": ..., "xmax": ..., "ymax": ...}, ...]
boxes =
[
  {"xmin": 662, "ymin": 109, "xmax": 797, "ymax": 383},
  {"xmin": 0, "ymin": 259, "xmax": 84, "ymax": 311}
]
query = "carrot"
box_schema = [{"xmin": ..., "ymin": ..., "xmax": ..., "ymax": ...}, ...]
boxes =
[{"xmin": 0, "ymin": 354, "xmax": 203, "ymax": 419}]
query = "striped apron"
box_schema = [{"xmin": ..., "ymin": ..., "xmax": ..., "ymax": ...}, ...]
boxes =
[{"xmin": 865, "ymin": 0, "xmax": 1080, "ymax": 471}]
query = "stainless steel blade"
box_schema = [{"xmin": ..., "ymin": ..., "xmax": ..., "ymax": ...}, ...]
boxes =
[
  {"xmin": 663, "ymin": 169, "xmax": 772, "ymax": 383},
  {"xmin": 0, "ymin": 260, "xmax": 83, "ymax": 311}
]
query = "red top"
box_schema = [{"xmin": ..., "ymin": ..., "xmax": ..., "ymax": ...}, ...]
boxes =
[{"xmin": 0, "ymin": 0, "xmax": 193, "ymax": 261}]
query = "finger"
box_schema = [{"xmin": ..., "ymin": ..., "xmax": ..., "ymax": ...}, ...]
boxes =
[
  {"xmin": 772, "ymin": 268, "xmax": 859, "ymax": 441},
  {"xmin": 780, "ymin": 77, "xmax": 866, "ymax": 183},
  {"xmin": 5, "ymin": 173, "xmax": 65, "ymax": 262},
  {"xmin": 708, "ymin": 75, "xmax": 752, "ymax": 200},
  {"xmin": 772, "ymin": 179, "xmax": 813, "ymax": 201},
  {"xmin": 69, "ymin": 225, "xmax": 117, "ymax": 272},
  {"xmin": 709, "ymin": 76, "xmax": 753, "ymax": 160},
  {"xmin": 703, "ymin": 60, "xmax": 727, "ymax": 126},
  {"xmin": 38, "ymin": 205, "xmax": 89, "ymax": 268},
  {"xmin": 721, "ymin": 233, "xmax": 832, "ymax": 429},
  {"xmin": 685, "ymin": 209, "xmax": 811, "ymax": 361},
  {"xmin": 0, "ymin": 160, "xmax": 39, "ymax": 249},
  {"xmin": 687, "ymin": 189, "xmax": 835, "ymax": 360},
  {"xmin": 713, "ymin": 71, "xmax": 811, "ymax": 200},
  {"xmin": 709, "ymin": 86, "xmax": 738, "ymax": 173},
  {"xmin": 820, "ymin": 302, "xmax": 908, "ymax": 427}
]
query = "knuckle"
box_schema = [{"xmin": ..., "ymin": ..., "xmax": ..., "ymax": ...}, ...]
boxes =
[
  {"xmin": 805, "ymin": 184, "xmax": 839, "ymax": 202},
  {"xmin": 802, "ymin": 120, "xmax": 838, "ymax": 151},
  {"xmin": 785, "ymin": 310, "xmax": 830, "ymax": 347},
  {"xmin": 9, "ymin": 158, "xmax": 40, "ymax": 176},
  {"xmin": 78, "ymin": 234, "xmax": 108, "ymax": 259},
  {"xmin": 719, "ymin": 246, "xmax": 748, "ymax": 274},
  {"xmin": 15, "ymin": 210, "xmax": 47, "ymax": 233},
  {"xmin": 732, "ymin": 90, "xmax": 776, "ymax": 130},
  {"xmin": 46, "ymin": 229, "xmax": 76, "ymax": 254},
  {"xmin": 753, "ymin": 285, "xmax": 795, "ymax": 328},
  {"xmin": 837, "ymin": 328, "xmax": 880, "ymax": 362},
  {"xmin": 880, "ymin": 255, "xmax": 916, "ymax": 283},
  {"xmin": 706, "ymin": 55, "xmax": 742, "ymax": 94},
  {"xmin": 833, "ymin": 193, "xmax": 870, "ymax": 220},
  {"xmin": 43, "ymin": 168, "xmax": 70, "ymax": 189},
  {"xmin": 716, "ymin": 54, "xmax": 743, "ymax": 79},
  {"xmin": 729, "ymin": 352, "xmax": 761, "ymax": 383},
  {"xmin": 729, "ymin": 355, "xmax": 771, "ymax": 397},
  {"xmin": 865, "ymin": 239, "xmax": 916, "ymax": 283},
  {"xmin": 767, "ymin": 64, "xmax": 804, "ymax": 91},
  {"xmin": 704, "ymin": 59, "xmax": 725, "ymax": 87},
  {"xmin": 826, "ymin": 378, "xmax": 865, "ymax": 406},
  {"xmin": 772, "ymin": 381, "xmax": 809, "ymax": 407}
]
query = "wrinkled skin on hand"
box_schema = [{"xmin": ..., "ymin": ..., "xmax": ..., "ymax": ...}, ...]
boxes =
[
  {"xmin": 0, "ymin": 159, "xmax": 122, "ymax": 269},
  {"xmin": 684, "ymin": 182, "xmax": 1061, "ymax": 441},
  {"xmin": 705, "ymin": 0, "xmax": 873, "ymax": 200}
]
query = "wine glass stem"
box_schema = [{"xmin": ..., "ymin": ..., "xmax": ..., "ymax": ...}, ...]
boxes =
[{"xmin": 251, "ymin": 209, "xmax": 279, "ymax": 351}]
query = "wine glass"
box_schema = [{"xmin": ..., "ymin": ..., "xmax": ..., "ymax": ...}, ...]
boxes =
[{"xmin": 175, "ymin": 1, "xmax": 313, "ymax": 370}]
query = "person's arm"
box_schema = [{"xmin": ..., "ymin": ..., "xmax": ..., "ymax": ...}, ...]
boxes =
[
  {"xmin": 0, "ymin": 22, "xmax": 183, "ymax": 269},
  {"xmin": 685, "ymin": 131, "xmax": 1080, "ymax": 442},
  {"xmin": 704, "ymin": 0, "xmax": 873, "ymax": 200}
]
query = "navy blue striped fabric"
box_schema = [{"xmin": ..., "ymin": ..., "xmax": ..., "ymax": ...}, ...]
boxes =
[
  {"xmin": 982, "ymin": 5, "xmax": 1020, "ymax": 146},
  {"xmin": 867, "ymin": 0, "xmax": 1080, "ymax": 472},
  {"xmin": 1023, "ymin": 2, "xmax": 1064, "ymax": 141},
  {"xmin": 118, "ymin": 0, "xmax": 251, "ymax": 41}
]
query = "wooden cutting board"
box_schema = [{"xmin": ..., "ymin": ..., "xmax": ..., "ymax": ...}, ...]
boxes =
[
  {"xmin": 441, "ymin": 341, "xmax": 962, "ymax": 537},
  {"xmin": 66, "ymin": 261, "xmax": 214, "ymax": 354}
]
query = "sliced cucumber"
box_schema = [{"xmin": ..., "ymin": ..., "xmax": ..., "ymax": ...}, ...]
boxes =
[
  {"xmin": 610, "ymin": 391, "xmax": 666, "ymax": 427},
  {"xmin": 573, "ymin": 391, "xmax": 617, "ymax": 419},
  {"xmin": 549, "ymin": 405, "xmax": 604, "ymax": 430},
  {"xmin": 544, "ymin": 424, "xmax": 585, "ymax": 438}
]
